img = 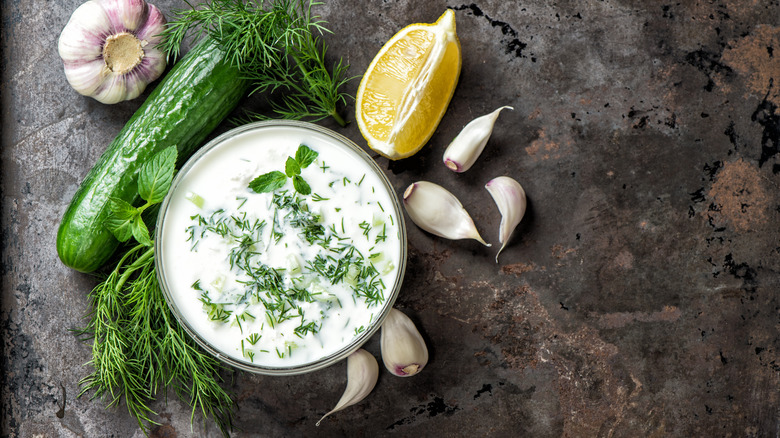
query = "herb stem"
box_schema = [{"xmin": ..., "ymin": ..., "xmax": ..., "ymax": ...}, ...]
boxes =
[
  {"xmin": 329, "ymin": 109, "xmax": 346, "ymax": 127},
  {"xmin": 115, "ymin": 246, "xmax": 154, "ymax": 292}
]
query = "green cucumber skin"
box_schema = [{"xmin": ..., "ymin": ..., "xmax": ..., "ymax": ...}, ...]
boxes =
[{"xmin": 57, "ymin": 38, "xmax": 249, "ymax": 273}]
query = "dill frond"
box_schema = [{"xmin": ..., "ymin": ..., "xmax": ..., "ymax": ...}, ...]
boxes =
[
  {"xmin": 77, "ymin": 244, "xmax": 235, "ymax": 436},
  {"xmin": 160, "ymin": 0, "xmax": 353, "ymax": 126}
]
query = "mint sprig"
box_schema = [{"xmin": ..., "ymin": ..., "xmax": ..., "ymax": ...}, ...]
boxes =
[
  {"xmin": 106, "ymin": 146, "xmax": 178, "ymax": 246},
  {"xmin": 249, "ymin": 144, "xmax": 318, "ymax": 195},
  {"xmin": 285, "ymin": 157, "xmax": 301, "ymax": 177},
  {"xmin": 292, "ymin": 175, "xmax": 311, "ymax": 195},
  {"xmin": 138, "ymin": 147, "xmax": 177, "ymax": 204},
  {"xmin": 248, "ymin": 171, "xmax": 287, "ymax": 193},
  {"xmin": 295, "ymin": 145, "xmax": 318, "ymax": 168}
]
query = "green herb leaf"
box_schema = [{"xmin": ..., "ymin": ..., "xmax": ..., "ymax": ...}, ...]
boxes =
[
  {"xmin": 138, "ymin": 146, "xmax": 178, "ymax": 204},
  {"xmin": 132, "ymin": 218, "xmax": 153, "ymax": 247},
  {"xmin": 249, "ymin": 171, "xmax": 287, "ymax": 193},
  {"xmin": 105, "ymin": 198, "xmax": 139, "ymax": 242},
  {"xmin": 285, "ymin": 156, "xmax": 301, "ymax": 177},
  {"xmin": 295, "ymin": 145, "xmax": 318, "ymax": 168},
  {"xmin": 292, "ymin": 175, "xmax": 311, "ymax": 195}
]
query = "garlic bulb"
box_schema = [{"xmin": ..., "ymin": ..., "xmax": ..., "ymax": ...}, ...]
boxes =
[
  {"xmin": 485, "ymin": 176, "xmax": 527, "ymax": 262},
  {"xmin": 381, "ymin": 308, "xmax": 428, "ymax": 377},
  {"xmin": 58, "ymin": 0, "xmax": 167, "ymax": 104},
  {"xmin": 403, "ymin": 181, "xmax": 490, "ymax": 246},
  {"xmin": 317, "ymin": 349, "xmax": 379, "ymax": 426},
  {"xmin": 443, "ymin": 106, "xmax": 513, "ymax": 172}
]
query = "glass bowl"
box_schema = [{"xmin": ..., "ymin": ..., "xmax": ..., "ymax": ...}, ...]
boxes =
[{"xmin": 155, "ymin": 120, "xmax": 407, "ymax": 375}]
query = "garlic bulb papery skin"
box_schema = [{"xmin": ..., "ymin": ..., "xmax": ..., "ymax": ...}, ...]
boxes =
[
  {"xmin": 403, "ymin": 181, "xmax": 490, "ymax": 246},
  {"xmin": 443, "ymin": 106, "xmax": 513, "ymax": 172},
  {"xmin": 381, "ymin": 308, "xmax": 429, "ymax": 377},
  {"xmin": 316, "ymin": 349, "xmax": 379, "ymax": 426},
  {"xmin": 485, "ymin": 176, "xmax": 527, "ymax": 263},
  {"xmin": 58, "ymin": 0, "xmax": 167, "ymax": 104}
]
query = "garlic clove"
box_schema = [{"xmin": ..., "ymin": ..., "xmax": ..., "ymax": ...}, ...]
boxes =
[
  {"xmin": 443, "ymin": 106, "xmax": 513, "ymax": 172},
  {"xmin": 380, "ymin": 308, "xmax": 429, "ymax": 377},
  {"xmin": 403, "ymin": 181, "xmax": 490, "ymax": 246},
  {"xmin": 59, "ymin": 60, "xmax": 109, "ymax": 98},
  {"xmin": 58, "ymin": 2, "xmax": 113, "ymax": 63},
  {"xmin": 138, "ymin": 47, "xmax": 167, "ymax": 80},
  {"xmin": 485, "ymin": 176, "xmax": 527, "ymax": 263},
  {"xmin": 102, "ymin": 0, "xmax": 150, "ymax": 32},
  {"xmin": 317, "ymin": 349, "xmax": 378, "ymax": 426},
  {"xmin": 93, "ymin": 73, "xmax": 129, "ymax": 105},
  {"xmin": 58, "ymin": 0, "xmax": 167, "ymax": 104},
  {"xmin": 135, "ymin": 3, "xmax": 167, "ymax": 43}
]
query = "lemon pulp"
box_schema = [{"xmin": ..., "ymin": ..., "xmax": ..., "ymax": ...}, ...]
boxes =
[{"xmin": 356, "ymin": 10, "xmax": 461, "ymax": 160}]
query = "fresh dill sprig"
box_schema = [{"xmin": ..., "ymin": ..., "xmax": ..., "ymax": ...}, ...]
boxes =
[
  {"xmin": 160, "ymin": 0, "xmax": 352, "ymax": 126},
  {"xmin": 77, "ymin": 243, "xmax": 235, "ymax": 436}
]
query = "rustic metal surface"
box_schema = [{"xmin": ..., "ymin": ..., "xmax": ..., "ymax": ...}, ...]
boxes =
[{"xmin": 2, "ymin": 0, "xmax": 779, "ymax": 436}]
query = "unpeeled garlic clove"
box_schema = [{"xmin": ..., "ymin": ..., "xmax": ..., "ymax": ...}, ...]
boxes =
[
  {"xmin": 316, "ymin": 349, "xmax": 378, "ymax": 426},
  {"xmin": 381, "ymin": 308, "xmax": 428, "ymax": 377},
  {"xmin": 403, "ymin": 181, "xmax": 490, "ymax": 246},
  {"xmin": 443, "ymin": 106, "xmax": 513, "ymax": 172},
  {"xmin": 58, "ymin": 0, "xmax": 167, "ymax": 104},
  {"xmin": 485, "ymin": 176, "xmax": 527, "ymax": 262}
]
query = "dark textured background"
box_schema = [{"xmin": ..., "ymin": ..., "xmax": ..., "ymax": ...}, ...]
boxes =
[{"xmin": 2, "ymin": 0, "xmax": 779, "ymax": 436}]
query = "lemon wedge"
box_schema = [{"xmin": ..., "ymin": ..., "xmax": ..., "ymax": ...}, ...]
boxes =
[{"xmin": 356, "ymin": 10, "xmax": 462, "ymax": 160}]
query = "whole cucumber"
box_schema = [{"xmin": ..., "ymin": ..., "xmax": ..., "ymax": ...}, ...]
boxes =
[{"xmin": 57, "ymin": 38, "xmax": 249, "ymax": 272}]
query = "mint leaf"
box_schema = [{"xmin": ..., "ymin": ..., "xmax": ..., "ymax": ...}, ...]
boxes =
[
  {"xmin": 295, "ymin": 144, "xmax": 318, "ymax": 168},
  {"xmin": 292, "ymin": 175, "xmax": 311, "ymax": 195},
  {"xmin": 105, "ymin": 197, "xmax": 140, "ymax": 242},
  {"xmin": 285, "ymin": 156, "xmax": 301, "ymax": 177},
  {"xmin": 139, "ymin": 146, "xmax": 177, "ymax": 204},
  {"xmin": 249, "ymin": 171, "xmax": 287, "ymax": 193},
  {"xmin": 132, "ymin": 217, "xmax": 153, "ymax": 247}
]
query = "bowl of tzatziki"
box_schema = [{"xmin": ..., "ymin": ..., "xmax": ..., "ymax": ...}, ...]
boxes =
[{"xmin": 155, "ymin": 120, "xmax": 407, "ymax": 375}]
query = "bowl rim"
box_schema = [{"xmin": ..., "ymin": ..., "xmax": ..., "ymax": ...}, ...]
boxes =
[{"xmin": 154, "ymin": 120, "xmax": 407, "ymax": 375}]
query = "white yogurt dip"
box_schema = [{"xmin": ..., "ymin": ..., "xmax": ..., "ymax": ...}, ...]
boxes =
[{"xmin": 157, "ymin": 123, "xmax": 404, "ymax": 370}]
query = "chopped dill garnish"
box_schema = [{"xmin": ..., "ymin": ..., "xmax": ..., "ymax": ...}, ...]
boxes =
[
  {"xmin": 359, "ymin": 221, "xmax": 371, "ymax": 239},
  {"xmin": 375, "ymin": 223, "xmax": 387, "ymax": 243},
  {"xmin": 295, "ymin": 321, "xmax": 319, "ymax": 337},
  {"xmin": 181, "ymin": 154, "xmax": 396, "ymax": 386},
  {"xmin": 311, "ymin": 193, "xmax": 329, "ymax": 202}
]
